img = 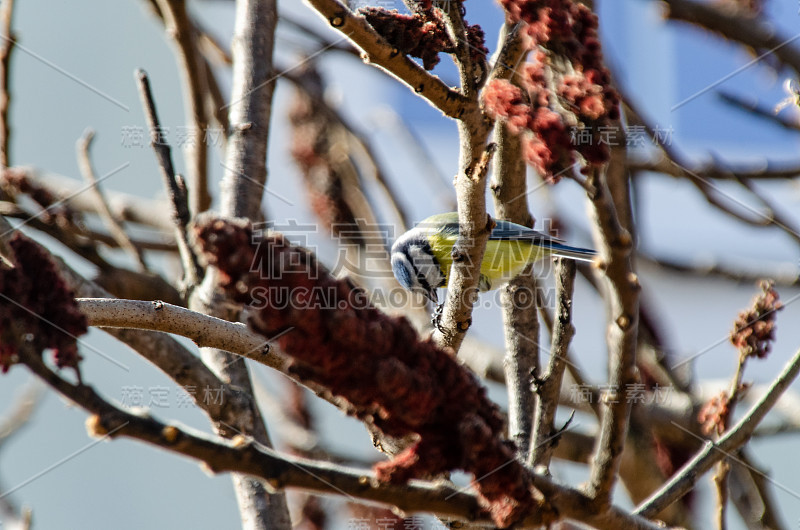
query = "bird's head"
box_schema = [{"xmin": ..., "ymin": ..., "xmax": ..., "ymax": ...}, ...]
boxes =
[{"xmin": 390, "ymin": 229, "xmax": 444, "ymax": 304}]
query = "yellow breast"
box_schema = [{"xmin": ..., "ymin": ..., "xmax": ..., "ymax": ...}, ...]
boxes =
[{"xmin": 430, "ymin": 235, "xmax": 551, "ymax": 290}]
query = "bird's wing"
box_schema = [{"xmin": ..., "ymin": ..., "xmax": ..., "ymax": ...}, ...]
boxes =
[
  {"xmin": 416, "ymin": 213, "xmax": 566, "ymax": 243},
  {"xmin": 489, "ymin": 219, "xmax": 566, "ymax": 244},
  {"xmin": 413, "ymin": 212, "xmax": 595, "ymax": 262}
]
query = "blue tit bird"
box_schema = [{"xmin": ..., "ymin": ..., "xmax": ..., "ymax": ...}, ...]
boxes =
[{"xmin": 391, "ymin": 212, "xmax": 596, "ymax": 303}]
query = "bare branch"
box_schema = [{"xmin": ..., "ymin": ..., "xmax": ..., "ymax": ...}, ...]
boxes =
[
  {"xmin": 135, "ymin": 70, "xmax": 202, "ymax": 287},
  {"xmin": 535, "ymin": 282, "xmax": 602, "ymax": 417},
  {"xmin": 281, "ymin": 67, "xmax": 410, "ymax": 230},
  {"xmin": 624, "ymin": 97, "xmax": 800, "ymax": 248},
  {"xmin": 17, "ymin": 339, "xmax": 668, "ymax": 530},
  {"xmin": 154, "ymin": 0, "xmax": 212, "ymax": 213},
  {"xmin": 628, "ymin": 152, "xmax": 800, "ymax": 182},
  {"xmin": 717, "ymin": 89, "xmax": 800, "ymax": 133},
  {"xmin": 530, "ymin": 258, "xmax": 577, "ymax": 469},
  {"xmin": 0, "ymin": 381, "xmax": 38, "ymax": 530},
  {"xmin": 0, "ymin": 0, "xmax": 15, "ymax": 169},
  {"xmin": 304, "ymin": 0, "xmax": 472, "ymax": 119},
  {"xmin": 584, "ymin": 162, "xmax": 641, "ymax": 508},
  {"xmin": 485, "ymin": 22, "xmax": 526, "ymax": 87},
  {"xmin": 76, "ymin": 128, "xmax": 148, "ymax": 271},
  {"xmin": 661, "ymin": 0, "xmax": 800, "ymax": 78},
  {"xmin": 13, "ymin": 343, "xmax": 501, "ymax": 526},
  {"xmin": 729, "ymin": 448, "xmax": 788, "ymax": 530},
  {"xmin": 24, "ymin": 169, "xmax": 174, "ymax": 230},
  {"xmin": 0, "ymin": 216, "xmax": 242, "ymax": 424},
  {"xmin": 192, "ymin": 0, "xmax": 291, "ymax": 526},
  {"xmin": 431, "ymin": 137, "xmax": 494, "ymax": 352},
  {"xmin": 636, "ymin": 347, "xmax": 800, "ymax": 517},
  {"xmin": 638, "ymin": 252, "xmax": 800, "ymax": 287},
  {"xmin": 279, "ymin": 12, "xmax": 360, "ymax": 58},
  {"xmin": 76, "ymin": 298, "xmax": 283, "ymax": 370},
  {"xmin": 490, "ymin": 115, "xmax": 538, "ymax": 459},
  {"xmin": 0, "ymin": 381, "xmax": 42, "ymax": 448}
]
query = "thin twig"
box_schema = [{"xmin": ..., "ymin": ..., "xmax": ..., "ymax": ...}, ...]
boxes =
[
  {"xmin": 0, "ymin": 207, "xmax": 177, "ymax": 252},
  {"xmin": 0, "ymin": 381, "xmax": 42, "ymax": 448},
  {"xmin": 661, "ymin": 0, "xmax": 800, "ymax": 78},
  {"xmin": 154, "ymin": 0, "xmax": 211, "ymax": 213},
  {"xmin": 0, "ymin": 380, "xmax": 39, "ymax": 530},
  {"xmin": 635, "ymin": 347, "xmax": 800, "ymax": 517},
  {"xmin": 135, "ymin": 69, "xmax": 202, "ymax": 288},
  {"xmin": 624, "ymin": 90, "xmax": 800, "ymax": 249},
  {"xmin": 279, "ymin": 12, "xmax": 360, "ymax": 58},
  {"xmin": 734, "ymin": 174, "xmax": 800, "ymax": 247},
  {"xmin": 76, "ymin": 128, "xmax": 147, "ymax": 271},
  {"xmin": 0, "ymin": 0, "xmax": 15, "ymax": 169},
  {"xmin": 189, "ymin": 16, "xmax": 231, "ymax": 145},
  {"xmin": 530, "ymin": 258, "xmax": 577, "ymax": 470},
  {"xmin": 717, "ymin": 89, "xmax": 800, "ymax": 133},
  {"xmin": 369, "ymin": 108, "xmax": 456, "ymax": 210},
  {"xmin": 638, "ymin": 252, "xmax": 800, "ymax": 287},
  {"xmin": 628, "ymin": 152, "xmax": 800, "ymax": 181},
  {"xmin": 23, "ymin": 168, "xmax": 175, "ymax": 230},
  {"xmin": 729, "ymin": 448, "xmax": 788, "ymax": 530}
]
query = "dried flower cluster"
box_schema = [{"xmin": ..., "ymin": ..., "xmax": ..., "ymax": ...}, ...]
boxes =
[
  {"xmin": 3, "ymin": 168, "xmax": 76, "ymax": 225},
  {"xmin": 288, "ymin": 68, "xmax": 369, "ymax": 247},
  {"xmin": 485, "ymin": 0, "xmax": 619, "ymax": 181},
  {"xmin": 192, "ymin": 217, "xmax": 545, "ymax": 527},
  {"xmin": 360, "ymin": 2, "xmax": 487, "ymax": 73},
  {"xmin": 730, "ymin": 280, "xmax": 782, "ymax": 359},
  {"xmin": 0, "ymin": 233, "xmax": 87, "ymax": 373},
  {"xmin": 698, "ymin": 281, "xmax": 782, "ymax": 436},
  {"xmin": 697, "ymin": 390, "xmax": 731, "ymax": 436}
]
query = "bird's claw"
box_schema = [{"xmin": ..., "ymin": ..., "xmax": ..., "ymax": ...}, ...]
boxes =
[{"xmin": 431, "ymin": 302, "xmax": 445, "ymax": 332}]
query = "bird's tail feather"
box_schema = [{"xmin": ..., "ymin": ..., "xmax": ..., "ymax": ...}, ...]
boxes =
[{"xmin": 548, "ymin": 242, "xmax": 597, "ymax": 263}]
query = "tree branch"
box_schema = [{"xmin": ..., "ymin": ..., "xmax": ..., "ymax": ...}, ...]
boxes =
[
  {"xmin": 304, "ymin": 0, "xmax": 471, "ymax": 119},
  {"xmin": 717, "ymin": 89, "xmax": 800, "ymax": 133},
  {"xmin": 584, "ymin": 162, "xmax": 641, "ymax": 508},
  {"xmin": 16, "ymin": 339, "xmax": 668, "ymax": 530},
  {"xmin": 660, "ymin": 0, "xmax": 800, "ymax": 78},
  {"xmin": 490, "ymin": 114, "xmax": 538, "ymax": 459},
  {"xmin": 637, "ymin": 251, "xmax": 800, "ymax": 288},
  {"xmin": 191, "ymin": 0, "xmax": 291, "ymax": 526},
  {"xmin": 21, "ymin": 168, "xmax": 174, "ymax": 230},
  {"xmin": 0, "ymin": 0, "xmax": 15, "ymax": 170},
  {"xmin": 624, "ymin": 97, "xmax": 800, "ymax": 248},
  {"xmin": 135, "ymin": 70, "xmax": 202, "ymax": 288},
  {"xmin": 76, "ymin": 298, "xmax": 283, "ymax": 370},
  {"xmin": 635, "ymin": 347, "xmax": 800, "ymax": 517},
  {"xmin": 530, "ymin": 258, "xmax": 577, "ymax": 469},
  {"xmin": 154, "ymin": 0, "xmax": 212, "ymax": 213},
  {"xmin": 76, "ymin": 128, "xmax": 148, "ymax": 271}
]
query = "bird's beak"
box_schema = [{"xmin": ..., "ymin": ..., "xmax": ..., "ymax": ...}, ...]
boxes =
[{"xmin": 426, "ymin": 288, "xmax": 438, "ymax": 304}]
